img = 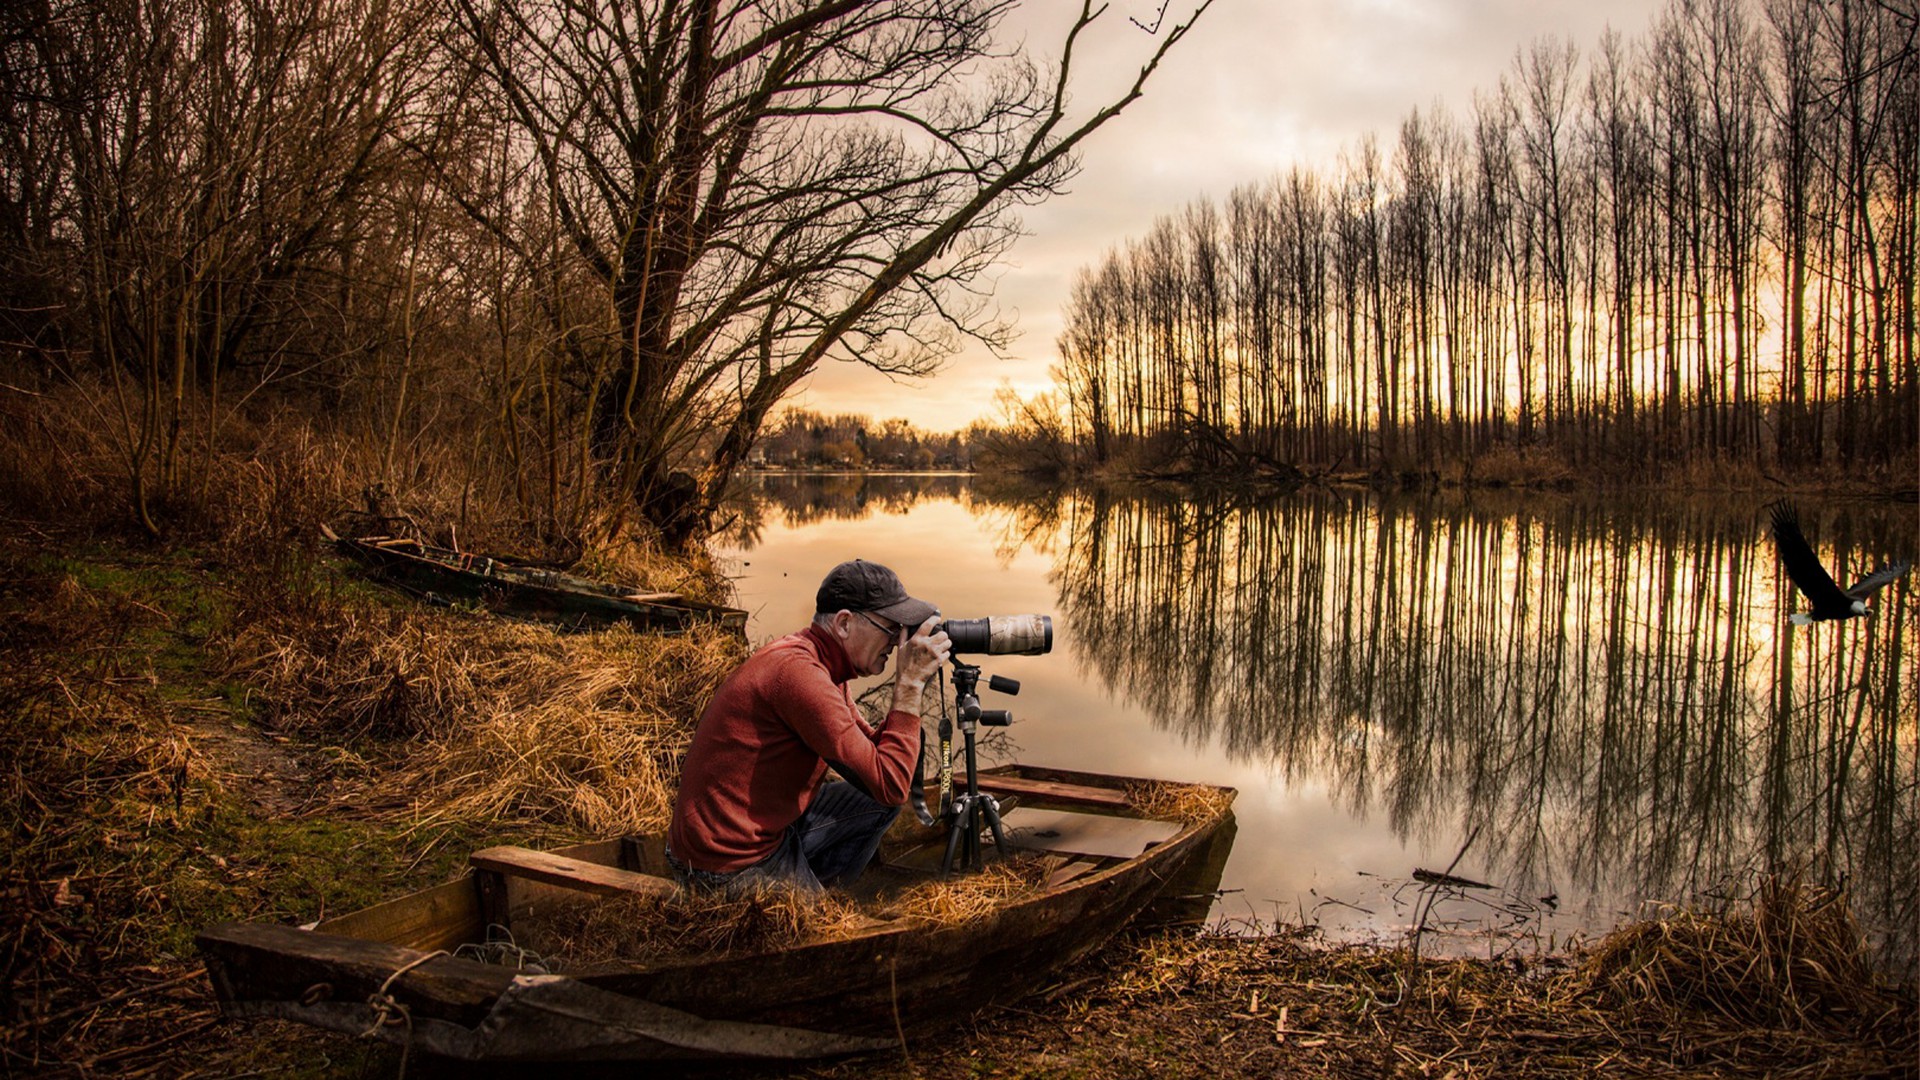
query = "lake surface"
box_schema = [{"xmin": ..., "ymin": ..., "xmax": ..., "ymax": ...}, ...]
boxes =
[{"xmin": 715, "ymin": 474, "xmax": 1917, "ymax": 973}]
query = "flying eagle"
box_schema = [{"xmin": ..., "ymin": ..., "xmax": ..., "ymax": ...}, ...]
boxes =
[{"xmin": 1768, "ymin": 502, "xmax": 1910, "ymax": 626}]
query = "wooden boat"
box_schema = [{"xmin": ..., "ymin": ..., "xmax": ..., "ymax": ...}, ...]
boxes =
[
  {"xmin": 321, "ymin": 526, "xmax": 747, "ymax": 635},
  {"xmin": 197, "ymin": 764, "xmax": 1236, "ymax": 1063}
]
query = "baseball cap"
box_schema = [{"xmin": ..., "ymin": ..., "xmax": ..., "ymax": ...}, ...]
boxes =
[{"xmin": 815, "ymin": 559, "xmax": 937, "ymax": 627}]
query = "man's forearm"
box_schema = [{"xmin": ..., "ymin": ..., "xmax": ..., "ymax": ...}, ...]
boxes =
[{"xmin": 890, "ymin": 679, "xmax": 927, "ymax": 717}]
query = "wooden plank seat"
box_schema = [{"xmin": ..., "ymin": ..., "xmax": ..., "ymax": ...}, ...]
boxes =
[
  {"xmin": 941, "ymin": 773, "xmax": 1133, "ymax": 811},
  {"xmin": 471, "ymin": 846, "xmax": 679, "ymax": 898},
  {"xmin": 471, "ymin": 846, "xmax": 899, "ymax": 937},
  {"xmin": 470, "ymin": 846, "xmax": 678, "ymax": 930}
]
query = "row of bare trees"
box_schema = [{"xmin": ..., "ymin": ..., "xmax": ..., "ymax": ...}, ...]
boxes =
[
  {"xmin": 1053, "ymin": 0, "xmax": 1917, "ymax": 479},
  {"xmin": 754, "ymin": 408, "xmax": 973, "ymax": 470},
  {"xmin": 1, "ymin": 0, "xmax": 1212, "ymax": 543}
]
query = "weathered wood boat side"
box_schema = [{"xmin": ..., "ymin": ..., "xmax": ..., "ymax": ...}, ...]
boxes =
[{"xmin": 196, "ymin": 765, "xmax": 1236, "ymax": 1063}]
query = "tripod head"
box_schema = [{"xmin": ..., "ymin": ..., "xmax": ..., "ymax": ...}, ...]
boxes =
[{"xmin": 948, "ymin": 660, "xmax": 1018, "ymax": 729}]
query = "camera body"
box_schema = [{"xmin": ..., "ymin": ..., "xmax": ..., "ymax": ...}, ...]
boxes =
[{"xmin": 937, "ymin": 614, "xmax": 1052, "ymax": 656}]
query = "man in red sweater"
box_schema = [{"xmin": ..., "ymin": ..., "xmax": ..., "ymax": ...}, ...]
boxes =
[{"xmin": 667, "ymin": 560, "xmax": 951, "ymax": 892}]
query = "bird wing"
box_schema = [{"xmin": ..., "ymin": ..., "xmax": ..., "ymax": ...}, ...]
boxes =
[
  {"xmin": 1769, "ymin": 502, "xmax": 1850, "ymax": 608},
  {"xmin": 1846, "ymin": 562, "xmax": 1911, "ymax": 600}
]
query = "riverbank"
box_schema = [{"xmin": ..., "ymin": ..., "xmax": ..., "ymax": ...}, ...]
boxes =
[
  {"xmin": 2, "ymin": 528, "xmax": 1912, "ymax": 1078},
  {"xmin": 799, "ymin": 908, "xmax": 1915, "ymax": 1080},
  {"xmin": 1033, "ymin": 450, "xmax": 1920, "ymax": 501}
]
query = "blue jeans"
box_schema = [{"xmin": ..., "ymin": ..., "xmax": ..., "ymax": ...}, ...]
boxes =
[{"xmin": 671, "ymin": 780, "xmax": 900, "ymax": 894}]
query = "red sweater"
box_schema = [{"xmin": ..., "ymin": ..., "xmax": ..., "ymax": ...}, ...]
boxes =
[{"xmin": 667, "ymin": 624, "xmax": 923, "ymax": 874}]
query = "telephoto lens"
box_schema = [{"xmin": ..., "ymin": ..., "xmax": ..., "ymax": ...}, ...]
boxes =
[{"xmin": 938, "ymin": 614, "xmax": 1053, "ymax": 655}]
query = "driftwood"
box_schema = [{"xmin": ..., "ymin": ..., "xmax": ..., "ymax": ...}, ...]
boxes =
[{"xmin": 1413, "ymin": 868, "xmax": 1494, "ymax": 890}]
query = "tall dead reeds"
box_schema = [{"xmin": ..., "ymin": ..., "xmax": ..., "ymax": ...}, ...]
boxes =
[
  {"xmin": 1570, "ymin": 876, "xmax": 1905, "ymax": 1039},
  {"xmin": 939, "ymin": 876, "xmax": 1917, "ymax": 1079}
]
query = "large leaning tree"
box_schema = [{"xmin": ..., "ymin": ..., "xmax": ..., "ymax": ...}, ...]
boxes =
[{"xmin": 447, "ymin": 0, "xmax": 1213, "ymax": 545}]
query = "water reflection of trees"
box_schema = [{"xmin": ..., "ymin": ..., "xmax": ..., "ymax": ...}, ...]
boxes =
[
  {"xmin": 719, "ymin": 473, "xmax": 972, "ymax": 548},
  {"xmin": 1046, "ymin": 490, "xmax": 1916, "ymax": 972}
]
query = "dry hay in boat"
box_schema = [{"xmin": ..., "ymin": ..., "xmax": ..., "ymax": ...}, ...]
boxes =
[
  {"xmin": 1124, "ymin": 779, "xmax": 1233, "ymax": 824},
  {"xmin": 872, "ymin": 853, "xmax": 1055, "ymax": 924},
  {"xmin": 513, "ymin": 881, "xmax": 873, "ymax": 969},
  {"xmin": 513, "ymin": 855, "xmax": 1056, "ymax": 970}
]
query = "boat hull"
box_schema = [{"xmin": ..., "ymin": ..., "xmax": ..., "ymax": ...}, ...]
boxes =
[{"xmin": 197, "ymin": 765, "xmax": 1235, "ymax": 1062}]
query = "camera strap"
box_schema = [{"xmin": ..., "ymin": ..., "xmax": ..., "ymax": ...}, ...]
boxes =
[
  {"xmin": 937, "ymin": 711, "xmax": 954, "ymax": 821},
  {"xmin": 936, "ymin": 668, "xmax": 954, "ymax": 823},
  {"xmin": 906, "ymin": 670, "xmax": 950, "ymax": 827},
  {"xmin": 907, "ymin": 723, "xmax": 937, "ymax": 827}
]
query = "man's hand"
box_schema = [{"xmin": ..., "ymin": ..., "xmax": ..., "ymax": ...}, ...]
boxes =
[{"xmin": 890, "ymin": 616, "xmax": 951, "ymax": 716}]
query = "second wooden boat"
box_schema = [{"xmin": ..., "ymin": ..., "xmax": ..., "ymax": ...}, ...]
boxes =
[{"xmin": 322, "ymin": 527, "xmax": 748, "ymax": 635}]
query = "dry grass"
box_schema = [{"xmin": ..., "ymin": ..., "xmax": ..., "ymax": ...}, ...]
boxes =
[
  {"xmin": 223, "ymin": 604, "xmax": 744, "ymax": 837},
  {"xmin": 0, "ymin": 559, "xmax": 265, "ymax": 1075},
  {"xmin": 516, "ymin": 884, "xmax": 872, "ymax": 968},
  {"xmin": 0, "ymin": 566, "xmax": 224, "ymax": 848},
  {"xmin": 1125, "ymin": 780, "xmax": 1235, "ymax": 825},
  {"xmin": 1440, "ymin": 444, "xmax": 1580, "ymax": 489},
  {"xmin": 1569, "ymin": 875, "xmax": 1903, "ymax": 1039},
  {"xmin": 879, "ymin": 856, "xmax": 1054, "ymax": 920},
  {"xmin": 0, "ymin": 378, "xmax": 707, "ymax": 585},
  {"xmin": 0, "ymin": 383, "xmax": 111, "ymax": 522}
]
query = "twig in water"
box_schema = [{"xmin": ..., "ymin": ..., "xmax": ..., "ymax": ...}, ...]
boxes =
[{"xmin": 1408, "ymin": 826, "xmax": 1482, "ymax": 971}]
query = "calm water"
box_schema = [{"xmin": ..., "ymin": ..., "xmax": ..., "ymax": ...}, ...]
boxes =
[{"xmin": 716, "ymin": 474, "xmax": 1918, "ymax": 973}]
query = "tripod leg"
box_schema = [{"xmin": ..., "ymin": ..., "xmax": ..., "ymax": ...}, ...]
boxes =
[
  {"xmin": 940, "ymin": 797, "xmax": 967, "ymax": 875},
  {"xmin": 981, "ymin": 796, "xmax": 1008, "ymax": 860}
]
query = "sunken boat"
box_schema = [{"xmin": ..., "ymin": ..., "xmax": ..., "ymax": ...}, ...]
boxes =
[{"xmin": 322, "ymin": 526, "xmax": 748, "ymax": 635}]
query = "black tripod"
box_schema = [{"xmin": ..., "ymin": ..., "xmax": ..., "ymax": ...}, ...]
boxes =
[{"xmin": 940, "ymin": 661, "xmax": 1020, "ymax": 873}]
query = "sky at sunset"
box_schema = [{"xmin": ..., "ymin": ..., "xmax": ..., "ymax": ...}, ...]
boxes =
[{"xmin": 786, "ymin": 0, "xmax": 1668, "ymax": 433}]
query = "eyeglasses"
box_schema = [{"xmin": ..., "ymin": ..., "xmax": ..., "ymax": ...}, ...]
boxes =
[{"xmin": 856, "ymin": 611, "xmax": 904, "ymax": 639}]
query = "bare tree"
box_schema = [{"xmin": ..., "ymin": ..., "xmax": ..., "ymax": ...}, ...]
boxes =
[
  {"xmin": 1586, "ymin": 27, "xmax": 1653, "ymax": 462},
  {"xmin": 1516, "ymin": 36, "xmax": 1581, "ymax": 450},
  {"xmin": 446, "ymin": 0, "xmax": 1213, "ymax": 543}
]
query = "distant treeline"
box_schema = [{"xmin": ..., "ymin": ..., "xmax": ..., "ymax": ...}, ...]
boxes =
[
  {"xmin": 752, "ymin": 409, "xmax": 975, "ymax": 471},
  {"xmin": 1038, "ymin": 0, "xmax": 1916, "ymax": 482}
]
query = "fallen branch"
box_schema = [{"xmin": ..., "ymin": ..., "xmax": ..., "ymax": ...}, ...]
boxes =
[{"xmin": 1413, "ymin": 868, "xmax": 1494, "ymax": 890}]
